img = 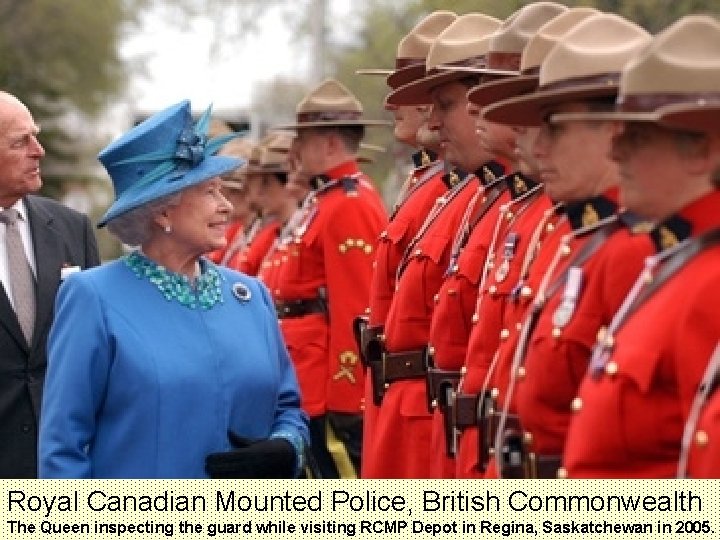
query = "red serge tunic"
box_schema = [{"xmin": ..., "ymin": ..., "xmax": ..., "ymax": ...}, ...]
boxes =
[
  {"xmin": 229, "ymin": 219, "xmax": 280, "ymax": 276},
  {"xmin": 564, "ymin": 190, "xmax": 720, "ymax": 478},
  {"xmin": 368, "ymin": 153, "xmax": 446, "ymax": 327},
  {"xmin": 511, "ymin": 211, "xmax": 653, "ymax": 476},
  {"xmin": 258, "ymin": 161, "xmax": 387, "ymax": 417},
  {"xmin": 480, "ymin": 193, "xmax": 624, "ymax": 478},
  {"xmin": 682, "ymin": 349, "xmax": 720, "ymax": 478},
  {"xmin": 361, "ymin": 153, "xmax": 447, "ymax": 475},
  {"xmin": 454, "ymin": 192, "xmax": 557, "ymax": 478},
  {"xmin": 362, "ymin": 162, "xmax": 505, "ymax": 478},
  {"xmin": 426, "ymin": 173, "xmax": 541, "ymax": 478}
]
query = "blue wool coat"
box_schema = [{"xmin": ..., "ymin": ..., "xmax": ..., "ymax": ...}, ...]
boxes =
[{"xmin": 38, "ymin": 257, "xmax": 308, "ymax": 478}]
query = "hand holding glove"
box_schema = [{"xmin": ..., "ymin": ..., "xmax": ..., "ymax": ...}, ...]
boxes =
[{"xmin": 205, "ymin": 432, "xmax": 297, "ymax": 479}]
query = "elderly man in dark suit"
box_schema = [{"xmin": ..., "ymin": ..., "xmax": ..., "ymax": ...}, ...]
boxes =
[{"xmin": 0, "ymin": 91, "xmax": 100, "ymax": 478}]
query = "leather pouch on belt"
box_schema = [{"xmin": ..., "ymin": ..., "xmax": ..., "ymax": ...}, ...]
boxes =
[
  {"xmin": 352, "ymin": 316, "xmax": 369, "ymax": 366},
  {"xmin": 477, "ymin": 391, "xmax": 496, "ymax": 473},
  {"xmin": 437, "ymin": 381, "xmax": 458, "ymax": 457},
  {"xmin": 364, "ymin": 335, "xmax": 386, "ymax": 406},
  {"xmin": 497, "ymin": 415, "xmax": 524, "ymax": 479}
]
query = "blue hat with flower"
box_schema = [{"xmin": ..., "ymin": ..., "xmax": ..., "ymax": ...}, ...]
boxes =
[{"xmin": 97, "ymin": 100, "xmax": 244, "ymax": 227}]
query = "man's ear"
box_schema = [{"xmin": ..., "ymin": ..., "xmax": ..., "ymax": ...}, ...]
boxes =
[{"xmin": 682, "ymin": 133, "xmax": 714, "ymax": 177}]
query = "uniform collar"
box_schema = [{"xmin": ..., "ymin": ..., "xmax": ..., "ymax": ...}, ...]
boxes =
[
  {"xmin": 650, "ymin": 189, "xmax": 720, "ymax": 252},
  {"xmin": 475, "ymin": 159, "xmax": 507, "ymax": 187},
  {"xmin": 504, "ymin": 171, "xmax": 540, "ymax": 200},
  {"xmin": 564, "ymin": 187, "xmax": 619, "ymax": 231},
  {"xmin": 411, "ymin": 149, "xmax": 439, "ymax": 168},
  {"xmin": 442, "ymin": 167, "xmax": 471, "ymax": 189},
  {"xmin": 309, "ymin": 160, "xmax": 361, "ymax": 191}
]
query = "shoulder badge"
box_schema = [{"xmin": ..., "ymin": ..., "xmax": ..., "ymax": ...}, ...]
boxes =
[{"xmin": 582, "ymin": 203, "xmax": 599, "ymax": 228}]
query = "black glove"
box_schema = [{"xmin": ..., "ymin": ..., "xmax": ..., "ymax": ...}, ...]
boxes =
[{"xmin": 205, "ymin": 432, "xmax": 297, "ymax": 479}]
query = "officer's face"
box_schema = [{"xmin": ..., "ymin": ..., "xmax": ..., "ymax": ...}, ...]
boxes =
[
  {"xmin": 514, "ymin": 127, "xmax": 542, "ymax": 178},
  {"xmin": 294, "ymin": 129, "xmax": 330, "ymax": 176},
  {"xmin": 389, "ymin": 105, "xmax": 428, "ymax": 146},
  {"xmin": 533, "ymin": 102, "xmax": 620, "ymax": 202},
  {"xmin": 475, "ymin": 114, "xmax": 517, "ymax": 164},
  {"xmin": 429, "ymin": 81, "xmax": 490, "ymax": 171},
  {"xmin": 611, "ymin": 122, "xmax": 712, "ymax": 220}
]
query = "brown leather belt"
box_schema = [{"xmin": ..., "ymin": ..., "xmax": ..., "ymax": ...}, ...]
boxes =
[
  {"xmin": 275, "ymin": 298, "xmax": 327, "ymax": 319},
  {"xmin": 384, "ymin": 349, "xmax": 427, "ymax": 382},
  {"xmin": 529, "ymin": 454, "xmax": 562, "ymax": 479}
]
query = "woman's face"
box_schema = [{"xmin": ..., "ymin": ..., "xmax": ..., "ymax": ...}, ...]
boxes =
[{"xmin": 163, "ymin": 177, "xmax": 233, "ymax": 254}]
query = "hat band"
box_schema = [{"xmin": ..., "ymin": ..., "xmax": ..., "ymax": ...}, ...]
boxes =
[
  {"xmin": 539, "ymin": 72, "xmax": 620, "ymax": 94},
  {"xmin": 487, "ymin": 51, "xmax": 522, "ymax": 71},
  {"xmin": 296, "ymin": 111, "xmax": 363, "ymax": 123},
  {"xmin": 520, "ymin": 66, "xmax": 540, "ymax": 77},
  {"xmin": 618, "ymin": 92, "xmax": 720, "ymax": 113},
  {"xmin": 427, "ymin": 54, "xmax": 487, "ymax": 77},
  {"xmin": 396, "ymin": 57, "xmax": 424, "ymax": 69}
]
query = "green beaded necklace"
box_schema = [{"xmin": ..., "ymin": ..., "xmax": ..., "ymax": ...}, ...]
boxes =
[{"xmin": 124, "ymin": 251, "xmax": 224, "ymax": 310}]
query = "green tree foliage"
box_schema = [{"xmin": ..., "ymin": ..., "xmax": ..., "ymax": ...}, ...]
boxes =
[
  {"xmin": 328, "ymin": 0, "xmax": 719, "ymax": 189},
  {"xmin": 591, "ymin": 0, "xmax": 718, "ymax": 31},
  {"xmin": 0, "ymin": 0, "xmax": 145, "ymax": 194}
]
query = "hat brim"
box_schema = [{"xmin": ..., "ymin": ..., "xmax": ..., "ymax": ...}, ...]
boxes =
[
  {"xmin": 436, "ymin": 64, "xmax": 519, "ymax": 77},
  {"xmin": 275, "ymin": 119, "xmax": 392, "ymax": 129},
  {"xmin": 385, "ymin": 70, "xmax": 472, "ymax": 106},
  {"xmin": 221, "ymin": 178, "xmax": 245, "ymax": 191},
  {"xmin": 387, "ymin": 64, "xmax": 426, "ymax": 89},
  {"xmin": 548, "ymin": 110, "xmax": 660, "ymax": 123},
  {"xmin": 98, "ymin": 155, "xmax": 243, "ymax": 227},
  {"xmin": 356, "ymin": 68, "xmax": 393, "ymax": 76},
  {"xmin": 468, "ymin": 74, "xmax": 538, "ymax": 107},
  {"xmin": 658, "ymin": 103, "xmax": 720, "ymax": 133},
  {"xmin": 482, "ymin": 82, "xmax": 620, "ymax": 126},
  {"xmin": 245, "ymin": 164, "xmax": 290, "ymax": 175}
]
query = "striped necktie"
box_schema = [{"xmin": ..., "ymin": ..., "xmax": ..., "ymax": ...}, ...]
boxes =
[{"xmin": 0, "ymin": 208, "xmax": 35, "ymax": 343}]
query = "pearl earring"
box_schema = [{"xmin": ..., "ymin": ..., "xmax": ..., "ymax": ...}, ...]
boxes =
[{"xmin": 164, "ymin": 224, "xmax": 172, "ymax": 234}]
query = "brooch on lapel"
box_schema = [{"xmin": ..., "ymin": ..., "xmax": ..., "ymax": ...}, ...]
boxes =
[{"xmin": 232, "ymin": 282, "xmax": 252, "ymax": 303}]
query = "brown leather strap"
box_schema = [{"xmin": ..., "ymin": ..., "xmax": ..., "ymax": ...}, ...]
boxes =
[
  {"xmin": 275, "ymin": 298, "xmax": 327, "ymax": 319},
  {"xmin": 384, "ymin": 350, "xmax": 427, "ymax": 382}
]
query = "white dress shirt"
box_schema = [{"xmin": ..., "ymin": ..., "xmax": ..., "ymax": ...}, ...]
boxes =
[{"xmin": 0, "ymin": 200, "xmax": 37, "ymax": 310}]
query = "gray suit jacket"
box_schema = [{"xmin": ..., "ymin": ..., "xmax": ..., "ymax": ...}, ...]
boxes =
[{"xmin": 0, "ymin": 195, "xmax": 100, "ymax": 477}]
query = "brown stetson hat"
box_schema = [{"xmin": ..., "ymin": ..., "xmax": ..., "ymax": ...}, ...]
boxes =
[
  {"xmin": 357, "ymin": 11, "xmax": 457, "ymax": 90},
  {"xmin": 467, "ymin": 8, "xmax": 598, "ymax": 107},
  {"xmin": 551, "ymin": 15, "xmax": 720, "ymax": 133},
  {"xmin": 245, "ymin": 132, "xmax": 294, "ymax": 175},
  {"xmin": 443, "ymin": 2, "xmax": 567, "ymax": 78},
  {"xmin": 385, "ymin": 13, "xmax": 502, "ymax": 106},
  {"xmin": 278, "ymin": 78, "xmax": 391, "ymax": 129},
  {"xmin": 482, "ymin": 13, "xmax": 651, "ymax": 127},
  {"xmin": 264, "ymin": 130, "xmax": 296, "ymax": 154},
  {"xmin": 218, "ymin": 137, "xmax": 253, "ymax": 190}
]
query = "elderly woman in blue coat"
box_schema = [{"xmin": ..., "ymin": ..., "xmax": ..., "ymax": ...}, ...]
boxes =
[{"xmin": 38, "ymin": 100, "xmax": 308, "ymax": 478}]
